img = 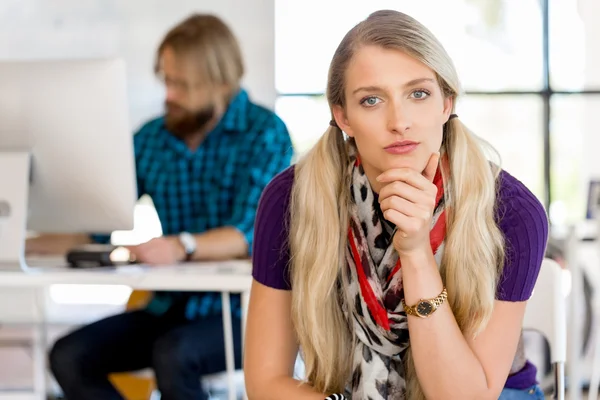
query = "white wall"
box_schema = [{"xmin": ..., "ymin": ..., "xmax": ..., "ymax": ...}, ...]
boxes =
[{"xmin": 0, "ymin": 0, "xmax": 276, "ymax": 131}]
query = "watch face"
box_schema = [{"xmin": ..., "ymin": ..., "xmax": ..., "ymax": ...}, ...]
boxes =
[
  {"xmin": 417, "ymin": 301, "xmax": 434, "ymax": 316},
  {"xmin": 179, "ymin": 232, "xmax": 196, "ymax": 254}
]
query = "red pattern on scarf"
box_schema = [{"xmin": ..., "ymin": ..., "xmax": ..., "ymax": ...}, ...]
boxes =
[{"xmin": 348, "ymin": 165, "xmax": 446, "ymax": 331}]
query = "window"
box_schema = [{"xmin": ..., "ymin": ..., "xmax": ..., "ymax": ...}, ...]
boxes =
[
  {"xmin": 275, "ymin": 0, "xmax": 544, "ymax": 93},
  {"xmin": 275, "ymin": 96, "xmax": 328, "ymax": 156},
  {"xmin": 457, "ymin": 95, "xmax": 544, "ymax": 200},
  {"xmin": 549, "ymin": 0, "xmax": 597, "ymax": 90},
  {"xmin": 550, "ymin": 96, "xmax": 599, "ymax": 225},
  {"xmin": 276, "ymin": 0, "xmax": 600, "ymax": 226}
]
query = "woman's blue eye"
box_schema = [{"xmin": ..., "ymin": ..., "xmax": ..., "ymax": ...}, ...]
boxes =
[
  {"xmin": 412, "ymin": 90, "xmax": 430, "ymax": 99},
  {"xmin": 362, "ymin": 96, "xmax": 380, "ymax": 106}
]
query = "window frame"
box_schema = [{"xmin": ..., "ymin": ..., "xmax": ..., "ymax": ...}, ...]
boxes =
[{"xmin": 274, "ymin": 0, "xmax": 600, "ymax": 216}]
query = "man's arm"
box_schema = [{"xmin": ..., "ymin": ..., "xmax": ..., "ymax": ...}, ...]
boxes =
[
  {"xmin": 128, "ymin": 228, "xmax": 248, "ymax": 264},
  {"xmin": 130, "ymin": 119, "xmax": 293, "ymax": 265},
  {"xmin": 26, "ymin": 233, "xmax": 93, "ymax": 255},
  {"xmin": 179, "ymin": 124, "xmax": 292, "ymax": 261},
  {"xmin": 169, "ymin": 227, "xmax": 248, "ymax": 261},
  {"xmin": 188, "ymin": 123, "xmax": 292, "ymax": 260}
]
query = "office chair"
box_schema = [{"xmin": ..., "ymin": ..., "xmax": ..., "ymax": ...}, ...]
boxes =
[{"xmin": 523, "ymin": 258, "xmax": 566, "ymax": 400}]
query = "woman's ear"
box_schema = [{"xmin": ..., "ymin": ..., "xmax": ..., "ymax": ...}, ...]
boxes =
[
  {"xmin": 443, "ymin": 96, "xmax": 454, "ymax": 121},
  {"xmin": 332, "ymin": 105, "xmax": 354, "ymax": 137}
]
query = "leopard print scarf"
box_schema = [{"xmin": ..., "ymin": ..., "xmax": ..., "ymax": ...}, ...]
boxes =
[{"xmin": 343, "ymin": 154, "xmax": 446, "ymax": 399}]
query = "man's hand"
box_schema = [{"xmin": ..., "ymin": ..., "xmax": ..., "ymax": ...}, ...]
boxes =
[
  {"xmin": 26, "ymin": 233, "xmax": 92, "ymax": 255},
  {"xmin": 127, "ymin": 237, "xmax": 186, "ymax": 265}
]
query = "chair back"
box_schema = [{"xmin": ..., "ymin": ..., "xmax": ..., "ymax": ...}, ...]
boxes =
[{"xmin": 523, "ymin": 258, "xmax": 567, "ymax": 364}]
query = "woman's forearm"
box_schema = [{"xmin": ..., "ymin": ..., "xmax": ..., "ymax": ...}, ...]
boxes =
[
  {"xmin": 401, "ymin": 249, "xmax": 495, "ymax": 400},
  {"xmin": 247, "ymin": 376, "xmax": 327, "ymax": 400}
]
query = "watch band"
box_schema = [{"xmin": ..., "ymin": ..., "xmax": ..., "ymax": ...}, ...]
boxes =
[
  {"xmin": 178, "ymin": 231, "xmax": 197, "ymax": 261},
  {"xmin": 402, "ymin": 287, "xmax": 447, "ymax": 318}
]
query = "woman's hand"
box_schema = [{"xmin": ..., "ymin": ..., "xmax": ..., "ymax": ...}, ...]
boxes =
[{"xmin": 377, "ymin": 152, "xmax": 440, "ymax": 257}]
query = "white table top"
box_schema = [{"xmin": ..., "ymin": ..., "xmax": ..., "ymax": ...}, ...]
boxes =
[{"xmin": 0, "ymin": 259, "xmax": 253, "ymax": 292}]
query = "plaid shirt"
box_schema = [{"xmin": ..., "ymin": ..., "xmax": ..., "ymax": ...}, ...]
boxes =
[{"xmin": 97, "ymin": 89, "xmax": 293, "ymax": 320}]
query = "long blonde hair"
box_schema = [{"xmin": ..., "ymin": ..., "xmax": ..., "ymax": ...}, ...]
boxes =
[{"xmin": 290, "ymin": 10, "xmax": 505, "ymax": 400}]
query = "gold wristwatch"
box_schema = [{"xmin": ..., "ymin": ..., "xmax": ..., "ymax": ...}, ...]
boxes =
[{"xmin": 402, "ymin": 287, "xmax": 447, "ymax": 318}]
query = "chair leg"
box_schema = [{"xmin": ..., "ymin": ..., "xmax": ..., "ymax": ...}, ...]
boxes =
[
  {"xmin": 221, "ymin": 293, "xmax": 236, "ymax": 400},
  {"xmin": 553, "ymin": 361, "xmax": 565, "ymax": 400},
  {"xmin": 588, "ymin": 318, "xmax": 600, "ymax": 400}
]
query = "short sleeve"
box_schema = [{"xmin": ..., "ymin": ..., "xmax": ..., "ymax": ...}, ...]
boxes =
[
  {"xmin": 251, "ymin": 166, "xmax": 295, "ymax": 290},
  {"xmin": 495, "ymin": 171, "xmax": 549, "ymax": 302}
]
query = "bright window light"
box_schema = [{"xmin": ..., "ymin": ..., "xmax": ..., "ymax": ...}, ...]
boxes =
[{"xmin": 111, "ymin": 196, "xmax": 163, "ymax": 246}]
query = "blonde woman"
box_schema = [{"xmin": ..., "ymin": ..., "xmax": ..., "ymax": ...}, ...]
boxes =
[{"xmin": 245, "ymin": 10, "xmax": 548, "ymax": 400}]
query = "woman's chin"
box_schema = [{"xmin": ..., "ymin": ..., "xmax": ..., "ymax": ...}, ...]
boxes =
[{"xmin": 384, "ymin": 158, "xmax": 423, "ymax": 172}]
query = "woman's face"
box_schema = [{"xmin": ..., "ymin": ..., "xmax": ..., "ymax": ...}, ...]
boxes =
[{"xmin": 333, "ymin": 45, "xmax": 453, "ymax": 192}]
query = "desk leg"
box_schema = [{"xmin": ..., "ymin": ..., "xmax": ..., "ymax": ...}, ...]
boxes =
[
  {"xmin": 221, "ymin": 292, "xmax": 236, "ymax": 400},
  {"xmin": 33, "ymin": 287, "xmax": 47, "ymax": 400},
  {"xmin": 241, "ymin": 291, "xmax": 249, "ymax": 400}
]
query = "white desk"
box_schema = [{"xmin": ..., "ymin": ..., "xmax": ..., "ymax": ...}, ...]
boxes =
[
  {"xmin": 7, "ymin": 260, "xmax": 252, "ymax": 291},
  {"xmin": 0, "ymin": 260, "xmax": 253, "ymax": 400}
]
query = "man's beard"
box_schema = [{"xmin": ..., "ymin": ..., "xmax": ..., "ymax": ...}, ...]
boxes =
[{"xmin": 164, "ymin": 101, "xmax": 215, "ymax": 139}]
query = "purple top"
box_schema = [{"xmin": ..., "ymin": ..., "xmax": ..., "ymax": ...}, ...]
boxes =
[{"xmin": 252, "ymin": 166, "xmax": 549, "ymax": 390}]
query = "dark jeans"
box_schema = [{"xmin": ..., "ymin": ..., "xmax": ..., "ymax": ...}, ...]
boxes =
[{"xmin": 49, "ymin": 309, "xmax": 242, "ymax": 400}]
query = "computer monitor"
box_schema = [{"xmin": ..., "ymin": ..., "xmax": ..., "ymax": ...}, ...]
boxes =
[{"xmin": 0, "ymin": 59, "xmax": 137, "ymax": 270}]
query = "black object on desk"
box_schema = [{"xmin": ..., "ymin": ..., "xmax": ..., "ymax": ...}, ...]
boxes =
[{"xmin": 66, "ymin": 244, "xmax": 133, "ymax": 268}]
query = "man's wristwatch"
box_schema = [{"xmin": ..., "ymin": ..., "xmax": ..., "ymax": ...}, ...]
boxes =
[
  {"xmin": 402, "ymin": 287, "xmax": 447, "ymax": 318},
  {"xmin": 178, "ymin": 231, "xmax": 197, "ymax": 261}
]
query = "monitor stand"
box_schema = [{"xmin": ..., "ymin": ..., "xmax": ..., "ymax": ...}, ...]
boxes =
[{"xmin": 0, "ymin": 151, "xmax": 30, "ymax": 271}]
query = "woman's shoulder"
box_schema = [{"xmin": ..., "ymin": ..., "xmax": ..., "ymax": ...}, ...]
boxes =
[
  {"xmin": 262, "ymin": 165, "xmax": 296, "ymax": 198},
  {"xmin": 255, "ymin": 166, "xmax": 295, "ymax": 224},
  {"xmin": 495, "ymin": 169, "xmax": 548, "ymax": 229},
  {"xmin": 251, "ymin": 165, "xmax": 295, "ymax": 291},
  {"xmin": 494, "ymin": 169, "xmax": 549, "ymax": 301}
]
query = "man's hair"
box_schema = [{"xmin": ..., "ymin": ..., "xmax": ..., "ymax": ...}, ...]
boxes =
[{"xmin": 155, "ymin": 14, "xmax": 244, "ymax": 91}]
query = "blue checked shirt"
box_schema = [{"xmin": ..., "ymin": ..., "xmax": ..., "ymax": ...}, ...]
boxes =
[{"xmin": 95, "ymin": 89, "xmax": 293, "ymax": 320}]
